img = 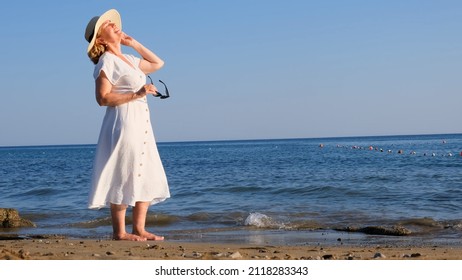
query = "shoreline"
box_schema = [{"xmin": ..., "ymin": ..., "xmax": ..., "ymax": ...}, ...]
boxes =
[{"xmin": 1, "ymin": 236, "xmax": 461, "ymax": 260}]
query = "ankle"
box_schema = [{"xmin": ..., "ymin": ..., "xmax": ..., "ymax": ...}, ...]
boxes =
[
  {"xmin": 132, "ymin": 227, "xmax": 146, "ymax": 235},
  {"xmin": 113, "ymin": 232, "xmax": 127, "ymax": 240}
]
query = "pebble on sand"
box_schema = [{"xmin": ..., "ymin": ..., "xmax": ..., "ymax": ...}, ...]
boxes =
[
  {"xmin": 373, "ymin": 252, "xmax": 386, "ymax": 259},
  {"xmin": 230, "ymin": 251, "xmax": 242, "ymax": 259}
]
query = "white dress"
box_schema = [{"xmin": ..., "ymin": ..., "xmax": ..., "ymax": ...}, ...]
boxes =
[{"xmin": 88, "ymin": 52, "xmax": 170, "ymax": 209}]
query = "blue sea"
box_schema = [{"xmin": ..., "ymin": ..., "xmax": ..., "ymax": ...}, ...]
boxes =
[{"xmin": 1, "ymin": 134, "xmax": 461, "ymax": 246}]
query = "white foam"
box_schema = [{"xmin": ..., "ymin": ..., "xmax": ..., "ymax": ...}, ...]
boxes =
[{"xmin": 244, "ymin": 212, "xmax": 286, "ymax": 229}]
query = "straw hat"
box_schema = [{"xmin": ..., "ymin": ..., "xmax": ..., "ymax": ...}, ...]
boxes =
[{"xmin": 84, "ymin": 9, "xmax": 122, "ymax": 54}]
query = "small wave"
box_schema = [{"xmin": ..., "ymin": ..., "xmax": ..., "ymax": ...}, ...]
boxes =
[
  {"xmin": 61, "ymin": 214, "xmax": 179, "ymax": 229},
  {"xmin": 227, "ymin": 185, "xmax": 265, "ymax": 193},
  {"xmin": 244, "ymin": 212, "xmax": 286, "ymax": 229},
  {"xmin": 399, "ymin": 217, "xmax": 444, "ymax": 229},
  {"xmin": 186, "ymin": 212, "xmax": 213, "ymax": 222},
  {"xmin": 69, "ymin": 217, "xmax": 112, "ymax": 228},
  {"xmin": 185, "ymin": 212, "xmax": 248, "ymax": 226},
  {"xmin": 18, "ymin": 187, "xmax": 58, "ymax": 197},
  {"xmin": 145, "ymin": 214, "xmax": 180, "ymax": 226}
]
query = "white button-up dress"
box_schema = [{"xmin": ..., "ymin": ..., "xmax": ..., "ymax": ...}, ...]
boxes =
[{"xmin": 88, "ymin": 52, "xmax": 170, "ymax": 209}]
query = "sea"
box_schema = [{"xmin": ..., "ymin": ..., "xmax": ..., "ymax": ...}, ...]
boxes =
[{"xmin": 1, "ymin": 134, "xmax": 461, "ymax": 246}]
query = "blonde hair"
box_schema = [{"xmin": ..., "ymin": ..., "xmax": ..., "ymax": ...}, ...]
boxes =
[{"xmin": 88, "ymin": 42, "xmax": 106, "ymax": 65}]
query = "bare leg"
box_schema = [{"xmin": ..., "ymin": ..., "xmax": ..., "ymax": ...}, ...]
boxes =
[
  {"xmin": 132, "ymin": 201, "xmax": 164, "ymax": 240},
  {"xmin": 110, "ymin": 203, "xmax": 146, "ymax": 241}
]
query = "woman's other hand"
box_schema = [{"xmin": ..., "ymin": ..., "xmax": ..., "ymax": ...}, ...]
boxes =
[{"xmin": 136, "ymin": 83, "xmax": 158, "ymax": 97}]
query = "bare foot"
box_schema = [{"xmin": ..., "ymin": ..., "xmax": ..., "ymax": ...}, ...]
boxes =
[
  {"xmin": 113, "ymin": 233, "xmax": 147, "ymax": 241},
  {"xmin": 134, "ymin": 230, "xmax": 164, "ymax": 241}
]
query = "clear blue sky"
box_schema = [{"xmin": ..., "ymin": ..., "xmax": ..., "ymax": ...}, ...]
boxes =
[{"xmin": 1, "ymin": 0, "xmax": 461, "ymax": 146}]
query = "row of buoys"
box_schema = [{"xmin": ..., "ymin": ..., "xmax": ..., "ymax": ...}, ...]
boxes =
[{"xmin": 319, "ymin": 143, "xmax": 461, "ymax": 157}]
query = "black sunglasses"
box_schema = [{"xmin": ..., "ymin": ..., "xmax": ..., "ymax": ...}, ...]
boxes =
[{"xmin": 147, "ymin": 76, "xmax": 170, "ymax": 99}]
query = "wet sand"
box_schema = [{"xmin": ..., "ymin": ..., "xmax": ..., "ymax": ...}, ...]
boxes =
[{"xmin": 1, "ymin": 236, "xmax": 461, "ymax": 260}]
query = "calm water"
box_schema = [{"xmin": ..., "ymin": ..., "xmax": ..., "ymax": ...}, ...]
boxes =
[{"xmin": 1, "ymin": 134, "xmax": 461, "ymax": 246}]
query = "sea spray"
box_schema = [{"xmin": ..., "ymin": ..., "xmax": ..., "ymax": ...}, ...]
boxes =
[{"xmin": 244, "ymin": 212, "xmax": 286, "ymax": 229}]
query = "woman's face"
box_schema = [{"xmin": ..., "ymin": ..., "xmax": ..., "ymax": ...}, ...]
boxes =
[{"xmin": 97, "ymin": 20, "xmax": 122, "ymax": 45}]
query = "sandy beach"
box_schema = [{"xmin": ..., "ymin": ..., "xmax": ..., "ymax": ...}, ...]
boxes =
[{"xmin": 1, "ymin": 235, "xmax": 461, "ymax": 260}]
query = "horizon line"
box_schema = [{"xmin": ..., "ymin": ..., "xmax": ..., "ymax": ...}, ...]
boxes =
[{"xmin": 1, "ymin": 132, "xmax": 461, "ymax": 149}]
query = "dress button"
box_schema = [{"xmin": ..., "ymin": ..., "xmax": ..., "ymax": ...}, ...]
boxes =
[{"xmin": 138, "ymin": 174, "xmax": 141, "ymax": 177}]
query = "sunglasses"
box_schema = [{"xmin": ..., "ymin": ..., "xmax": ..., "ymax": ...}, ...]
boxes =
[{"xmin": 148, "ymin": 76, "xmax": 170, "ymax": 99}]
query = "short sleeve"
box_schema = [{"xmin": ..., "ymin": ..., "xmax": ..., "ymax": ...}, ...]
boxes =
[{"xmin": 93, "ymin": 53, "xmax": 121, "ymax": 84}]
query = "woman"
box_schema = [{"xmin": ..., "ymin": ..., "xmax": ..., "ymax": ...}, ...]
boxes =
[{"xmin": 84, "ymin": 9, "xmax": 170, "ymax": 241}]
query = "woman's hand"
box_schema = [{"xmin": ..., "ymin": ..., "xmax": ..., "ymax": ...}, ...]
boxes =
[
  {"xmin": 121, "ymin": 32, "xmax": 138, "ymax": 47},
  {"xmin": 136, "ymin": 83, "xmax": 158, "ymax": 97}
]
